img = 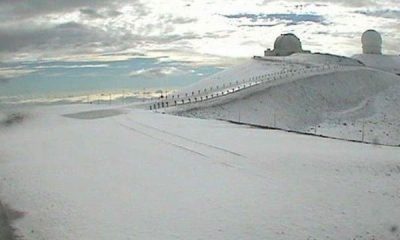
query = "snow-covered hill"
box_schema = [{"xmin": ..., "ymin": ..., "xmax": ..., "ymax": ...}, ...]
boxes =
[
  {"xmin": 160, "ymin": 53, "xmax": 400, "ymax": 146},
  {"xmin": 173, "ymin": 53, "xmax": 364, "ymax": 98},
  {"xmin": 353, "ymin": 54, "xmax": 400, "ymax": 75},
  {"xmin": 1, "ymin": 104, "xmax": 400, "ymax": 240}
]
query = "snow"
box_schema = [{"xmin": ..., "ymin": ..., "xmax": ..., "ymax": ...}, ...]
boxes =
[
  {"xmin": 154, "ymin": 54, "xmax": 400, "ymax": 146},
  {"xmin": 172, "ymin": 53, "xmax": 363, "ymax": 98},
  {"xmin": 353, "ymin": 54, "xmax": 400, "ymax": 75},
  {"xmin": 1, "ymin": 104, "xmax": 400, "ymax": 240}
]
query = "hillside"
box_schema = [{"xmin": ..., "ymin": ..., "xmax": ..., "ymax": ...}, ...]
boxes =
[
  {"xmin": 161, "ymin": 54, "xmax": 400, "ymax": 146},
  {"xmin": 353, "ymin": 54, "xmax": 400, "ymax": 75}
]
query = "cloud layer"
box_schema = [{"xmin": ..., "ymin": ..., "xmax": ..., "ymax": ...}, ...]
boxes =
[
  {"xmin": 0, "ymin": 0, "xmax": 399, "ymax": 88},
  {"xmin": 1, "ymin": 0, "xmax": 399, "ymax": 62}
]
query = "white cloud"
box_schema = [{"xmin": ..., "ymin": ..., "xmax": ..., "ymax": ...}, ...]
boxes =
[
  {"xmin": 0, "ymin": 67, "xmax": 37, "ymax": 82},
  {"xmin": 129, "ymin": 67, "xmax": 182, "ymax": 78},
  {"xmin": 35, "ymin": 64, "xmax": 109, "ymax": 69},
  {"xmin": 0, "ymin": 0, "xmax": 399, "ymax": 65}
]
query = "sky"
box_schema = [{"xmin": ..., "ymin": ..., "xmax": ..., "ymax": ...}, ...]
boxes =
[{"xmin": 0, "ymin": 0, "xmax": 399, "ymax": 97}]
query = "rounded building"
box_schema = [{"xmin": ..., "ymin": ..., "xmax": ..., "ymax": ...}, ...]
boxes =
[
  {"xmin": 361, "ymin": 30, "xmax": 382, "ymax": 54},
  {"xmin": 265, "ymin": 33, "xmax": 309, "ymax": 56}
]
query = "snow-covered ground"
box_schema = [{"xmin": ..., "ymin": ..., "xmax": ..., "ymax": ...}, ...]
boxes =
[
  {"xmin": 155, "ymin": 54, "xmax": 400, "ymax": 146},
  {"xmin": 170, "ymin": 53, "xmax": 364, "ymax": 99},
  {"xmin": 353, "ymin": 54, "xmax": 400, "ymax": 75},
  {"xmin": 1, "ymin": 104, "xmax": 400, "ymax": 240}
]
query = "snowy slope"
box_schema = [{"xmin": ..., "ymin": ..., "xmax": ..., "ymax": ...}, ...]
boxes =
[
  {"xmin": 0, "ymin": 104, "xmax": 400, "ymax": 240},
  {"xmin": 172, "ymin": 53, "xmax": 363, "ymax": 98},
  {"xmin": 353, "ymin": 54, "xmax": 400, "ymax": 75},
  {"xmin": 162, "ymin": 53, "xmax": 400, "ymax": 146}
]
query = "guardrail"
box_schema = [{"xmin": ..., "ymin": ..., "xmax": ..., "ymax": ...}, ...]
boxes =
[
  {"xmin": 146, "ymin": 64, "xmax": 400, "ymax": 146},
  {"xmin": 149, "ymin": 64, "xmax": 343, "ymax": 111}
]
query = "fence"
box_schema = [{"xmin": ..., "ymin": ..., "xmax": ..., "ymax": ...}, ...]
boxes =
[
  {"xmin": 149, "ymin": 64, "xmax": 344, "ymax": 111},
  {"xmin": 83, "ymin": 92, "xmax": 160, "ymax": 105},
  {"xmin": 144, "ymin": 63, "xmax": 400, "ymax": 146},
  {"xmin": 221, "ymin": 108, "xmax": 400, "ymax": 147}
]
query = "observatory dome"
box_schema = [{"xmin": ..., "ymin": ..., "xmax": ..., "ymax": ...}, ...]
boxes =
[
  {"xmin": 265, "ymin": 33, "xmax": 308, "ymax": 56},
  {"xmin": 274, "ymin": 34, "xmax": 302, "ymax": 55},
  {"xmin": 362, "ymin": 30, "xmax": 382, "ymax": 54}
]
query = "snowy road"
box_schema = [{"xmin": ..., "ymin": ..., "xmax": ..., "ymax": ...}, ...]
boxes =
[{"xmin": 0, "ymin": 104, "xmax": 400, "ymax": 239}]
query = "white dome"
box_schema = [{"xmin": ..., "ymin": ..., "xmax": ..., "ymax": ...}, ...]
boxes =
[
  {"xmin": 273, "ymin": 34, "xmax": 302, "ymax": 56},
  {"xmin": 362, "ymin": 30, "xmax": 382, "ymax": 54}
]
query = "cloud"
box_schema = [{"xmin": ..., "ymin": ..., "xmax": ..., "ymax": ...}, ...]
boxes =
[
  {"xmin": 35, "ymin": 64, "xmax": 109, "ymax": 69},
  {"xmin": 238, "ymin": 23, "xmax": 281, "ymax": 28},
  {"xmin": 158, "ymin": 14, "xmax": 198, "ymax": 24},
  {"xmin": 0, "ymin": 67, "xmax": 37, "ymax": 82},
  {"xmin": 0, "ymin": 22, "xmax": 112, "ymax": 54},
  {"xmin": 223, "ymin": 13, "xmax": 326, "ymax": 25},
  {"xmin": 0, "ymin": 9, "xmax": 204, "ymax": 62},
  {"xmin": 0, "ymin": 0, "xmax": 399, "ymax": 98},
  {"xmin": 0, "ymin": 0, "xmax": 124, "ymax": 20},
  {"xmin": 80, "ymin": 7, "xmax": 123, "ymax": 19},
  {"xmin": 0, "ymin": 0, "xmax": 398, "ymax": 69},
  {"xmin": 80, "ymin": 8, "xmax": 105, "ymax": 19},
  {"xmin": 355, "ymin": 9, "xmax": 400, "ymax": 19},
  {"xmin": 129, "ymin": 67, "xmax": 182, "ymax": 78},
  {"xmin": 270, "ymin": 0, "xmax": 379, "ymax": 7}
]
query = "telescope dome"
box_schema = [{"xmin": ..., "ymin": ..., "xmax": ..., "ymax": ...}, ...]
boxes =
[
  {"xmin": 362, "ymin": 30, "xmax": 382, "ymax": 54},
  {"xmin": 273, "ymin": 34, "xmax": 303, "ymax": 56}
]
